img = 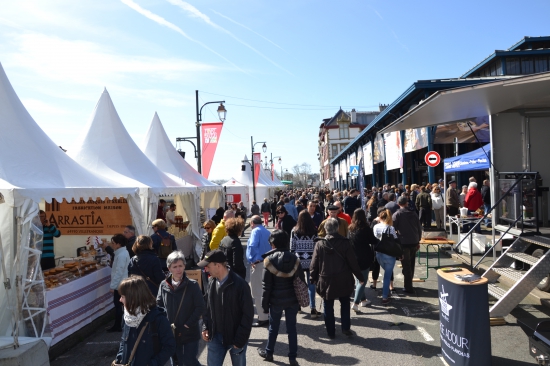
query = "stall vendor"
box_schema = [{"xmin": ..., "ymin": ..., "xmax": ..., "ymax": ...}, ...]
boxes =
[{"xmin": 40, "ymin": 210, "xmax": 61, "ymax": 270}]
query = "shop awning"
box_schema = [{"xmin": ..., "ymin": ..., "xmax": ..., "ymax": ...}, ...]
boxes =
[
  {"xmin": 444, "ymin": 144, "xmax": 491, "ymax": 173},
  {"xmin": 380, "ymin": 72, "xmax": 550, "ymax": 134}
]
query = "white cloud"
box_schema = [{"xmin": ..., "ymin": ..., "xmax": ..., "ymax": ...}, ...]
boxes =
[
  {"xmin": 4, "ymin": 32, "xmax": 218, "ymax": 87},
  {"xmin": 119, "ymin": 0, "xmax": 248, "ymax": 74},
  {"xmin": 21, "ymin": 98, "xmax": 71, "ymax": 116},
  {"xmin": 167, "ymin": 0, "xmax": 292, "ymax": 75}
]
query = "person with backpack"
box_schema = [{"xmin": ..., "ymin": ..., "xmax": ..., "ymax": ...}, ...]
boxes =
[
  {"xmin": 114, "ymin": 275, "xmax": 175, "ymax": 366},
  {"xmin": 151, "ymin": 219, "xmax": 177, "ymax": 271},
  {"xmin": 157, "ymin": 251, "xmax": 204, "ymax": 366}
]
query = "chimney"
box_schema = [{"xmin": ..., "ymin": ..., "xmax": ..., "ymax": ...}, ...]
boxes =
[
  {"xmin": 351, "ymin": 109, "xmax": 356, "ymax": 123},
  {"xmin": 379, "ymin": 103, "xmax": 388, "ymax": 112}
]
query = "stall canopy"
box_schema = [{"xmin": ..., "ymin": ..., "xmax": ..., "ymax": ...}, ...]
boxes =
[
  {"xmin": 0, "ymin": 63, "xmax": 141, "ymax": 348},
  {"xmin": 69, "ymin": 89, "xmax": 195, "ymax": 234},
  {"xmin": 141, "ymin": 112, "xmax": 223, "ymax": 243},
  {"xmin": 444, "ymin": 144, "xmax": 491, "ymax": 173},
  {"xmin": 223, "ymin": 177, "xmax": 249, "ymax": 207},
  {"xmin": 380, "ymin": 72, "xmax": 550, "ymax": 134}
]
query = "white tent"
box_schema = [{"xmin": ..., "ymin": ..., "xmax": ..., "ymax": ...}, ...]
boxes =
[
  {"xmin": 69, "ymin": 90, "xmax": 196, "ymax": 235},
  {"xmin": 0, "ymin": 63, "xmax": 141, "ymax": 347},
  {"xmin": 141, "ymin": 112, "xmax": 223, "ymax": 246},
  {"xmin": 223, "ymin": 177, "xmax": 250, "ymax": 209},
  {"xmin": 225, "ymin": 156, "xmax": 274, "ymax": 207}
]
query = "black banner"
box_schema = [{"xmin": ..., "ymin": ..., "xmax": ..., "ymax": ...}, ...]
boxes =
[
  {"xmin": 358, "ymin": 157, "xmax": 365, "ymax": 210},
  {"xmin": 438, "ymin": 275, "xmax": 491, "ymax": 365}
]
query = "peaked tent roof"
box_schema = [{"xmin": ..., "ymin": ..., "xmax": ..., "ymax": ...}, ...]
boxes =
[
  {"xmin": 0, "ymin": 63, "xmax": 138, "ymax": 205},
  {"xmin": 69, "ymin": 90, "xmax": 194, "ymax": 195},
  {"xmin": 141, "ymin": 113, "xmax": 222, "ymax": 192}
]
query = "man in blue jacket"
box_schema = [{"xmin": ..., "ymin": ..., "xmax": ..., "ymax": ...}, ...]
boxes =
[{"xmin": 246, "ymin": 216, "xmax": 272, "ymax": 327}]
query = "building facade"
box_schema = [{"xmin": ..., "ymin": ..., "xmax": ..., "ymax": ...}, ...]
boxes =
[
  {"xmin": 330, "ymin": 36, "xmax": 550, "ymax": 190},
  {"xmin": 318, "ymin": 108, "xmax": 379, "ymax": 188}
]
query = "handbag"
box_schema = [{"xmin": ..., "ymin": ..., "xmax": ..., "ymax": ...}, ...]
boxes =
[
  {"xmin": 111, "ymin": 322, "xmax": 148, "ymax": 366},
  {"xmin": 170, "ymin": 285, "xmax": 188, "ymax": 341},
  {"xmin": 375, "ymin": 226, "xmax": 403, "ymax": 258},
  {"xmin": 293, "ymin": 274, "xmax": 310, "ymax": 308}
]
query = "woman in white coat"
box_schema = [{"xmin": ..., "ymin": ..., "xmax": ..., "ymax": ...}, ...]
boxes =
[{"xmin": 431, "ymin": 186, "xmax": 445, "ymax": 229}]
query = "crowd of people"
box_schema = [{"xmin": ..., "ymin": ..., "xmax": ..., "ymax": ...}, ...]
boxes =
[{"xmin": 101, "ymin": 178, "xmax": 492, "ymax": 365}]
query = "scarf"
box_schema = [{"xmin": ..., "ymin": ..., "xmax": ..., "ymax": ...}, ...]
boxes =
[{"xmin": 124, "ymin": 306, "xmax": 147, "ymax": 328}]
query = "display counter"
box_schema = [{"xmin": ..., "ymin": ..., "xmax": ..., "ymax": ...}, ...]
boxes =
[{"xmin": 46, "ymin": 266, "xmax": 112, "ymax": 345}]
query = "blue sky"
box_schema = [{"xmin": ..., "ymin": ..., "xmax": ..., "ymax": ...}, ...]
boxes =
[{"xmin": 1, "ymin": 0, "xmax": 549, "ymax": 181}]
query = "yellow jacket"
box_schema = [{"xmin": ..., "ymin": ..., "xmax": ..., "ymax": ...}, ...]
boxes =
[
  {"xmin": 317, "ymin": 217, "xmax": 349, "ymax": 238},
  {"xmin": 209, "ymin": 219, "xmax": 226, "ymax": 250}
]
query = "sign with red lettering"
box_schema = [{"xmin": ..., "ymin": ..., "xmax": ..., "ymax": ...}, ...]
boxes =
[
  {"xmin": 226, "ymin": 194, "xmax": 241, "ymax": 203},
  {"xmin": 45, "ymin": 198, "xmax": 132, "ymax": 235}
]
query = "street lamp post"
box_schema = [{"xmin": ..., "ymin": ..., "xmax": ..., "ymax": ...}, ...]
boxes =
[
  {"xmin": 270, "ymin": 154, "xmax": 282, "ymax": 181},
  {"xmin": 251, "ymin": 136, "xmax": 267, "ymax": 202},
  {"xmin": 176, "ymin": 90, "xmax": 226, "ymax": 174}
]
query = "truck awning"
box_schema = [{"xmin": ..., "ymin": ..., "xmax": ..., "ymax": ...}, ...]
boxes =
[{"xmin": 380, "ymin": 72, "xmax": 550, "ymax": 134}]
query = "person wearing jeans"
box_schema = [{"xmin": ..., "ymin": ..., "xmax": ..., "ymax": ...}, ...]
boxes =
[
  {"xmin": 375, "ymin": 252, "xmax": 396, "ymax": 302},
  {"xmin": 323, "ymin": 297, "xmax": 350, "ymax": 337},
  {"xmin": 207, "ymin": 332, "xmax": 247, "ymax": 366},
  {"xmin": 373, "ymin": 209, "xmax": 399, "ymax": 304},
  {"xmin": 258, "ymin": 230, "xmax": 304, "ymax": 366},
  {"xmin": 290, "ymin": 211, "xmax": 320, "ymax": 319}
]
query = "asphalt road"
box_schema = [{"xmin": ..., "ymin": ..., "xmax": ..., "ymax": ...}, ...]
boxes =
[{"xmin": 51, "ymin": 225, "xmax": 546, "ymax": 366}]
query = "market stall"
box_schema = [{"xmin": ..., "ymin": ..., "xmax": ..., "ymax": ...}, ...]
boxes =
[
  {"xmin": 141, "ymin": 112, "xmax": 223, "ymax": 259},
  {"xmin": 68, "ymin": 89, "xmax": 196, "ymax": 237},
  {"xmin": 0, "ymin": 63, "xmax": 141, "ymax": 348}
]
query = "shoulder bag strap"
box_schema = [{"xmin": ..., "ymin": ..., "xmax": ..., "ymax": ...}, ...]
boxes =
[
  {"xmin": 174, "ymin": 284, "xmax": 188, "ymax": 321},
  {"xmin": 319, "ymin": 238, "xmax": 347, "ymax": 265},
  {"xmin": 135, "ymin": 260, "xmax": 159, "ymax": 289},
  {"xmin": 127, "ymin": 322, "xmax": 149, "ymax": 365}
]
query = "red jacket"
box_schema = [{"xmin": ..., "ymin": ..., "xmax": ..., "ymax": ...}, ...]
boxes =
[{"xmin": 464, "ymin": 188, "xmax": 483, "ymax": 211}]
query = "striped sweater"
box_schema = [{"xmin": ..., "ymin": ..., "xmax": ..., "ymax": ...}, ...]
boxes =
[{"xmin": 42, "ymin": 225, "xmax": 61, "ymax": 259}]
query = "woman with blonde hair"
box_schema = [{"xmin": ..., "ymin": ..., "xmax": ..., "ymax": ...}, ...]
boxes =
[
  {"xmin": 372, "ymin": 209, "xmax": 398, "ymax": 305},
  {"xmin": 219, "ymin": 217, "xmax": 246, "ymax": 279}
]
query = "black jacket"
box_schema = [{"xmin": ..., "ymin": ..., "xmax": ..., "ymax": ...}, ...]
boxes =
[
  {"xmin": 200, "ymin": 232, "xmax": 211, "ymax": 260},
  {"xmin": 349, "ymin": 226, "xmax": 376, "ymax": 270},
  {"xmin": 116, "ymin": 306, "xmax": 175, "ymax": 366},
  {"xmin": 392, "ymin": 207, "xmax": 422, "ymax": 246},
  {"xmin": 481, "ymin": 185, "xmax": 491, "ymax": 205},
  {"xmin": 128, "ymin": 249, "xmax": 166, "ymax": 296},
  {"xmin": 343, "ymin": 196, "xmax": 360, "ymax": 215},
  {"xmin": 277, "ymin": 214, "xmax": 297, "ymax": 238},
  {"xmin": 261, "ymin": 249, "xmax": 305, "ymax": 313},
  {"xmin": 156, "ymin": 274, "xmax": 205, "ymax": 345},
  {"xmin": 202, "ymin": 270, "xmax": 254, "ymax": 348},
  {"xmin": 219, "ymin": 235, "xmax": 246, "ymax": 279},
  {"xmin": 261, "ymin": 202, "xmax": 271, "ymax": 213}
]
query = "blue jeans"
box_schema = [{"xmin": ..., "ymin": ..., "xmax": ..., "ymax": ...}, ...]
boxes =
[
  {"xmin": 304, "ymin": 269, "xmax": 316, "ymax": 309},
  {"xmin": 171, "ymin": 340, "xmax": 200, "ymax": 366},
  {"xmin": 484, "ymin": 203, "xmax": 491, "ymax": 226},
  {"xmin": 353, "ymin": 269, "xmax": 370, "ymax": 304},
  {"xmin": 207, "ymin": 332, "xmax": 247, "ymax": 366},
  {"xmin": 266, "ymin": 304, "xmax": 299, "ymax": 360},
  {"xmin": 323, "ymin": 296, "xmax": 350, "ymax": 337},
  {"xmin": 376, "ymin": 252, "xmax": 396, "ymax": 299}
]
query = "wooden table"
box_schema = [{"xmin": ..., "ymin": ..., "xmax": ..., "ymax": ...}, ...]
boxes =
[{"xmin": 417, "ymin": 239, "xmax": 455, "ymax": 280}]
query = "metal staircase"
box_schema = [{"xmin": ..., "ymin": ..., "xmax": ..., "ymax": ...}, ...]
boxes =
[{"xmin": 482, "ymin": 236, "xmax": 550, "ymax": 317}]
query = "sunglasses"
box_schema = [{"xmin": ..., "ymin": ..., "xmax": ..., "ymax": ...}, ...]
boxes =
[{"xmin": 277, "ymin": 212, "xmax": 284, "ymax": 214}]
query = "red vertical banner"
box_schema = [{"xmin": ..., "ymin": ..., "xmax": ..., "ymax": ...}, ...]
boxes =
[
  {"xmin": 271, "ymin": 163, "xmax": 274, "ymax": 180},
  {"xmin": 253, "ymin": 152, "xmax": 261, "ymax": 186},
  {"xmin": 201, "ymin": 123, "xmax": 223, "ymax": 179}
]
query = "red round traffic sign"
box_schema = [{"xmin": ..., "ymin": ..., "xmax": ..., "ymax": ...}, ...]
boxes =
[{"xmin": 425, "ymin": 151, "xmax": 441, "ymax": 167}]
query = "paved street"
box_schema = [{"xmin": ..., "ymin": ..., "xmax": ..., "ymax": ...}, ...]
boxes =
[{"xmin": 51, "ymin": 225, "xmax": 545, "ymax": 365}]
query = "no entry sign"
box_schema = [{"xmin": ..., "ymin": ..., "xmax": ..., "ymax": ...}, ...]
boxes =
[{"xmin": 425, "ymin": 151, "xmax": 441, "ymax": 167}]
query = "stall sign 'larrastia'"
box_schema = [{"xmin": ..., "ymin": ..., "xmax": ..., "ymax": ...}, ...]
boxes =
[{"xmin": 45, "ymin": 198, "xmax": 132, "ymax": 235}]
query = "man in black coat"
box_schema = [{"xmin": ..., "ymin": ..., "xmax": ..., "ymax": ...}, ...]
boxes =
[
  {"xmin": 481, "ymin": 179, "xmax": 492, "ymax": 227},
  {"xmin": 392, "ymin": 196, "xmax": 422, "ymax": 294},
  {"xmin": 200, "ymin": 250, "xmax": 254, "ymax": 365},
  {"xmin": 343, "ymin": 189, "xmax": 360, "ymax": 215}
]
